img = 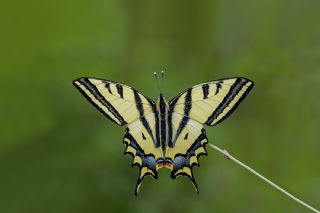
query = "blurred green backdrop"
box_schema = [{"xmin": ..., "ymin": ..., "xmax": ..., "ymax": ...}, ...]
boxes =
[{"xmin": 1, "ymin": 0, "xmax": 320, "ymax": 212}]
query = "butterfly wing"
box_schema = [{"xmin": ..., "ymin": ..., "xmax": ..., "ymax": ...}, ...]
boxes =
[
  {"xmin": 165, "ymin": 113, "xmax": 208, "ymax": 192},
  {"xmin": 73, "ymin": 77, "xmax": 155, "ymax": 125},
  {"xmin": 73, "ymin": 77, "xmax": 163, "ymax": 194},
  {"xmin": 170, "ymin": 77, "xmax": 254, "ymax": 126},
  {"xmin": 124, "ymin": 117, "xmax": 163, "ymax": 195},
  {"xmin": 166, "ymin": 77, "xmax": 254, "ymax": 191}
]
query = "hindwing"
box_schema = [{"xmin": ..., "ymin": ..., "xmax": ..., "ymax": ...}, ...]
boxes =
[
  {"xmin": 165, "ymin": 113, "xmax": 208, "ymax": 192},
  {"xmin": 123, "ymin": 115, "xmax": 163, "ymax": 195}
]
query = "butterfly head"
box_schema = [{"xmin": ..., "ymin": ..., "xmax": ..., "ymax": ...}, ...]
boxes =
[{"xmin": 156, "ymin": 94, "xmax": 168, "ymax": 115}]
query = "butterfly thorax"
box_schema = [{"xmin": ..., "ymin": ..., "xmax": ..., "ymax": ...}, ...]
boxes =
[{"xmin": 156, "ymin": 94, "xmax": 169, "ymax": 152}]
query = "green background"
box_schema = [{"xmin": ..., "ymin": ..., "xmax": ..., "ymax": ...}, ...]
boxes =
[{"xmin": 1, "ymin": 0, "xmax": 319, "ymax": 212}]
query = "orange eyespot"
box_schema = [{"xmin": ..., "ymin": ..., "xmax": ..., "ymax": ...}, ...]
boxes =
[
  {"xmin": 158, "ymin": 162, "xmax": 164, "ymax": 167},
  {"xmin": 165, "ymin": 162, "xmax": 173, "ymax": 170},
  {"xmin": 156, "ymin": 162, "xmax": 164, "ymax": 169}
]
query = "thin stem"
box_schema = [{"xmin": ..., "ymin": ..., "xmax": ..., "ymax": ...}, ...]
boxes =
[{"xmin": 208, "ymin": 143, "xmax": 320, "ymax": 213}]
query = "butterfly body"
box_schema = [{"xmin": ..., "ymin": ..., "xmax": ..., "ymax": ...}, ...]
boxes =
[
  {"xmin": 73, "ymin": 76, "xmax": 254, "ymax": 195},
  {"xmin": 156, "ymin": 94, "xmax": 169, "ymax": 152}
]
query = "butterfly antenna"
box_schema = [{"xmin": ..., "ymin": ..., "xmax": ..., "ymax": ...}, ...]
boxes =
[
  {"xmin": 154, "ymin": 72, "xmax": 161, "ymax": 94},
  {"xmin": 161, "ymin": 70, "xmax": 164, "ymax": 94}
]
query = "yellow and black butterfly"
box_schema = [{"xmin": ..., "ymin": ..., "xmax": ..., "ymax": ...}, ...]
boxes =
[{"xmin": 73, "ymin": 73, "xmax": 254, "ymax": 195}]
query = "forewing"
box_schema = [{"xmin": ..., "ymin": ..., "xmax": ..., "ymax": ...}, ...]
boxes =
[
  {"xmin": 169, "ymin": 77, "xmax": 254, "ymax": 126},
  {"xmin": 73, "ymin": 77, "xmax": 155, "ymax": 125}
]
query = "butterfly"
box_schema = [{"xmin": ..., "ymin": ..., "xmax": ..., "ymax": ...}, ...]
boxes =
[{"xmin": 73, "ymin": 74, "xmax": 254, "ymax": 195}]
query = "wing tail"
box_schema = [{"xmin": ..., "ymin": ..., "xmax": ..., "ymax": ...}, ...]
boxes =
[
  {"xmin": 123, "ymin": 127, "xmax": 162, "ymax": 195},
  {"xmin": 166, "ymin": 127, "xmax": 208, "ymax": 193}
]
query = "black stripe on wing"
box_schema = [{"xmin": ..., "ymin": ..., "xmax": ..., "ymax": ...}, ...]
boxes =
[
  {"xmin": 205, "ymin": 78, "xmax": 254, "ymax": 126},
  {"xmin": 133, "ymin": 89, "xmax": 157, "ymax": 146},
  {"xmin": 171, "ymin": 89, "xmax": 192, "ymax": 146},
  {"xmin": 73, "ymin": 78, "xmax": 127, "ymax": 125},
  {"xmin": 168, "ymin": 97, "xmax": 178, "ymax": 147},
  {"xmin": 116, "ymin": 84, "xmax": 124, "ymax": 98},
  {"xmin": 202, "ymin": 84, "xmax": 209, "ymax": 99}
]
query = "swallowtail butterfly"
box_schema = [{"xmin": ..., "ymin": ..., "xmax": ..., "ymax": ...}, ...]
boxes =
[{"xmin": 73, "ymin": 74, "xmax": 254, "ymax": 195}]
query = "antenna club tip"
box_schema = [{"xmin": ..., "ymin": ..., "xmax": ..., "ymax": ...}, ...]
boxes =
[
  {"xmin": 153, "ymin": 72, "xmax": 157, "ymax": 75},
  {"xmin": 161, "ymin": 70, "xmax": 164, "ymax": 74}
]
